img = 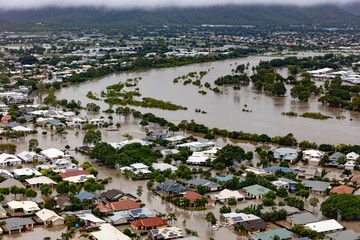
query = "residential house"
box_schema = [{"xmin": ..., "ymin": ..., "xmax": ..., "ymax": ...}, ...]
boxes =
[
  {"xmin": 2, "ymin": 217, "xmax": 35, "ymax": 234},
  {"xmin": 149, "ymin": 131, "xmax": 167, "ymax": 139},
  {"xmin": 262, "ymin": 166, "xmax": 295, "ymax": 174},
  {"xmin": 17, "ymin": 151, "xmax": 44, "ymax": 163},
  {"xmin": 25, "ymin": 176, "xmax": 57, "ymax": 188},
  {"xmin": 326, "ymin": 229, "xmax": 360, "ymax": 240},
  {"xmin": 345, "ymin": 160, "xmax": 356, "ymax": 170},
  {"xmin": 7, "ymin": 200, "xmax": 40, "ymax": 215},
  {"xmin": 13, "ymin": 168, "xmax": 42, "ymax": 178},
  {"xmin": 148, "ymin": 227, "xmax": 183, "ymax": 240},
  {"xmin": 155, "ymin": 181, "xmax": 190, "ymax": 195},
  {"xmin": 0, "ymin": 205, "xmax": 8, "ymax": 218},
  {"xmin": 305, "ymin": 219, "xmax": 344, "ymax": 233},
  {"xmin": 244, "ymin": 167, "xmax": 268, "ymax": 176},
  {"xmin": 41, "ymin": 148, "xmax": 68, "ymax": 160},
  {"xmin": 271, "ymin": 178, "xmax": 298, "ymax": 192},
  {"xmin": 0, "ymin": 153, "xmax": 22, "ymax": 167},
  {"xmin": 152, "ymin": 163, "xmax": 178, "ymax": 173},
  {"xmin": 164, "ymin": 135, "xmax": 186, "ymax": 145},
  {"xmin": 301, "ymin": 180, "xmax": 331, "ymax": 194},
  {"xmin": 110, "ymin": 200, "xmax": 141, "ymax": 212},
  {"xmin": 287, "ymin": 213, "xmax": 318, "ymax": 227},
  {"xmin": 130, "ymin": 217, "xmax": 168, "ymax": 231},
  {"xmin": 243, "ymin": 184, "xmax": 271, "ymax": 199},
  {"xmin": 212, "ymin": 189, "xmax": 245, "ymax": 202},
  {"xmin": 1, "ymin": 115, "xmax": 11, "ymax": 122},
  {"xmin": 183, "ymin": 191, "xmax": 215, "ymax": 206},
  {"xmin": 234, "ymin": 219, "xmax": 268, "ymax": 234},
  {"xmin": 185, "ymin": 179, "xmax": 223, "ymax": 192},
  {"xmin": 302, "ymin": 150, "xmax": 325, "ymax": 166},
  {"xmin": 346, "ymin": 152, "xmax": 359, "ymax": 161},
  {"xmin": 160, "ymin": 149, "xmax": 180, "ymax": 156},
  {"xmin": 0, "ymin": 169, "xmax": 13, "ymax": 178},
  {"xmin": 215, "ymin": 174, "xmax": 245, "ymax": 183},
  {"xmin": 351, "ymin": 175, "xmax": 360, "ymax": 185},
  {"xmin": 324, "ymin": 171, "xmax": 348, "ymax": 183},
  {"xmin": 176, "ymin": 142, "xmax": 216, "ymax": 152},
  {"xmin": 64, "ymin": 210, "xmax": 105, "ymax": 228},
  {"xmin": 35, "ymin": 208, "xmax": 64, "ymax": 225},
  {"xmin": 273, "ymin": 148, "xmax": 298, "ymax": 163},
  {"xmin": 221, "ymin": 212, "xmax": 260, "ymax": 225},
  {"xmin": 101, "ymin": 189, "xmax": 136, "ymax": 202},
  {"xmin": 0, "ymin": 178, "xmax": 25, "ymax": 188},
  {"xmin": 75, "ymin": 191, "xmax": 99, "ymax": 202},
  {"xmin": 108, "ymin": 208, "xmax": 154, "ymax": 225},
  {"xmin": 261, "ymin": 206, "xmax": 300, "ymax": 216},
  {"xmin": 295, "ymin": 166, "xmax": 322, "ymax": 179},
  {"xmin": 251, "ymin": 228, "xmax": 293, "ymax": 240},
  {"xmin": 120, "ymin": 163, "xmax": 151, "ymax": 175},
  {"xmin": 326, "ymin": 152, "xmax": 345, "ymax": 168},
  {"xmin": 52, "ymin": 158, "xmax": 77, "ymax": 170},
  {"xmin": 330, "ymin": 185, "xmax": 355, "ymax": 194},
  {"xmin": 90, "ymin": 223, "xmax": 131, "ymax": 240},
  {"xmin": 59, "ymin": 169, "xmax": 90, "ymax": 179}
]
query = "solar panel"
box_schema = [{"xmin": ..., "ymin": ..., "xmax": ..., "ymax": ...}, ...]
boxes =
[
  {"xmin": 232, "ymin": 217, "xmax": 243, "ymax": 222},
  {"xmin": 162, "ymin": 229, "xmax": 169, "ymax": 234},
  {"xmin": 130, "ymin": 209, "xmax": 142, "ymax": 215}
]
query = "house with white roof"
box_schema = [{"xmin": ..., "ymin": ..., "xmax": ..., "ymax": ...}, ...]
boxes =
[
  {"xmin": 273, "ymin": 148, "xmax": 298, "ymax": 163},
  {"xmin": 346, "ymin": 152, "xmax": 359, "ymax": 161},
  {"xmin": 160, "ymin": 149, "xmax": 180, "ymax": 156},
  {"xmin": 8, "ymin": 200, "xmax": 40, "ymax": 215},
  {"xmin": 303, "ymin": 150, "xmax": 325, "ymax": 166},
  {"xmin": 17, "ymin": 151, "xmax": 44, "ymax": 163},
  {"xmin": 345, "ymin": 160, "xmax": 356, "ymax": 170},
  {"xmin": 91, "ymin": 223, "xmax": 131, "ymax": 240},
  {"xmin": 41, "ymin": 148, "xmax": 68, "ymax": 160},
  {"xmin": 35, "ymin": 208, "xmax": 64, "ymax": 225},
  {"xmin": 63, "ymin": 174, "xmax": 95, "ymax": 184},
  {"xmin": 109, "ymin": 139, "xmax": 151, "ymax": 149},
  {"xmin": 25, "ymin": 176, "xmax": 57, "ymax": 188},
  {"xmin": 176, "ymin": 142, "xmax": 216, "ymax": 152},
  {"xmin": 0, "ymin": 153, "xmax": 22, "ymax": 167},
  {"xmin": 119, "ymin": 163, "xmax": 151, "ymax": 175},
  {"xmin": 305, "ymin": 219, "xmax": 344, "ymax": 233},
  {"xmin": 65, "ymin": 210, "xmax": 105, "ymax": 228},
  {"xmin": 0, "ymin": 169, "xmax": 13, "ymax": 178},
  {"xmin": 164, "ymin": 135, "xmax": 186, "ymax": 145},
  {"xmin": 221, "ymin": 212, "xmax": 260, "ymax": 225},
  {"xmin": 212, "ymin": 189, "xmax": 245, "ymax": 202},
  {"xmin": 13, "ymin": 168, "xmax": 42, "ymax": 178},
  {"xmin": 152, "ymin": 163, "xmax": 178, "ymax": 173}
]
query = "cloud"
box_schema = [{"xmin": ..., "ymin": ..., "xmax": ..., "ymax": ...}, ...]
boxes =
[{"xmin": 0, "ymin": 0, "xmax": 356, "ymax": 10}]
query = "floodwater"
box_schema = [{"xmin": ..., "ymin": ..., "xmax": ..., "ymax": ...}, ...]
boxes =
[{"xmin": 55, "ymin": 52, "xmax": 360, "ymax": 145}]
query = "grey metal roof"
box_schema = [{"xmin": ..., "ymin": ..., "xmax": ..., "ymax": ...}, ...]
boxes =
[
  {"xmin": 290, "ymin": 212, "xmax": 318, "ymax": 225},
  {"xmin": 185, "ymin": 179, "xmax": 221, "ymax": 188},
  {"xmin": 302, "ymin": 180, "xmax": 331, "ymax": 192},
  {"xmin": 4, "ymin": 218, "xmax": 34, "ymax": 231},
  {"xmin": 326, "ymin": 229, "xmax": 360, "ymax": 240},
  {"xmin": 157, "ymin": 181, "xmax": 190, "ymax": 193}
]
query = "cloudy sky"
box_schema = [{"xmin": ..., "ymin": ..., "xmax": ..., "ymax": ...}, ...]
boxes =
[{"xmin": 0, "ymin": 0, "xmax": 357, "ymax": 10}]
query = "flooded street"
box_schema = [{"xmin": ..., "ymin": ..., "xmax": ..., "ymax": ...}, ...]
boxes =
[{"xmin": 55, "ymin": 52, "xmax": 360, "ymax": 145}]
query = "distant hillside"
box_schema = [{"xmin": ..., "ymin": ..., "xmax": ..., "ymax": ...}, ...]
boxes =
[
  {"xmin": 339, "ymin": 1, "xmax": 360, "ymax": 16},
  {"xmin": 0, "ymin": 4, "xmax": 356, "ymax": 30}
]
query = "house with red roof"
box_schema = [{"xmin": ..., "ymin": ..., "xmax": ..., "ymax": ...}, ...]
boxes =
[
  {"xmin": 130, "ymin": 217, "xmax": 168, "ymax": 231},
  {"xmin": 330, "ymin": 185, "xmax": 355, "ymax": 194},
  {"xmin": 110, "ymin": 200, "xmax": 140, "ymax": 212},
  {"xmin": 59, "ymin": 170, "xmax": 90, "ymax": 179},
  {"xmin": 184, "ymin": 191, "xmax": 215, "ymax": 206},
  {"xmin": 1, "ymin": 115, "xmax": 11, "ymax": 122}
]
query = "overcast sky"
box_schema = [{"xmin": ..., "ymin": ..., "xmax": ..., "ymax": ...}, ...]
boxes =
[{"xmin": 0, "ymin": 0, "xmax": 357, "ymax": 10}]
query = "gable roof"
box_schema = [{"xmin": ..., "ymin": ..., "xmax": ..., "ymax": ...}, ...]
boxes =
[
  {"xmin": 60, "ymin": 170, "xmax": 90, "ymax": 179},
  {"xmin": 0, "ymin": 178, "xmax": 25, "ymax": 188},
  {"xmin": 330, "ymin": 185, "xmax": 355, "ymax": 194},
  {"xmin": 36, "ymin": 208, "xmax": 64, "ymax": 222},
  {"xmin": 305, "ymin": 219, "xmax": 344, "ymax": 233},
  {"xmin": 185, "ymin": 179, "xmax": 221, "ymax": 188},
  {"xmin": 111, "ymin": 200, "xmax": 140, "ymax": 211},
  {"xmin": 240, "ymin": 219, "xmax": 268, "ymax": 232},
  {"xmin": 90, "ymin": 223, "xmax": 131, "ymax": 240},
  {"xmin": 4, "ymin": 217, "xmax": 35, "ymax": 231},
  {"xmin": 251, "ymin": 228, "xmax": 293, "ymax": 240},
  {"xmin": 75, "ymin": 191, "xmax": 97, "ymax": 201},
  {"xmin": 302, "ymin": 180, "xmax": 331, "ymax": 192},
  {"xmin": 184, "ymin": 191, "xmax": 215, "ymax": 203},
  {"xmin": 101, "ymin": 189, "xmax": 133, "ymax": 201}
]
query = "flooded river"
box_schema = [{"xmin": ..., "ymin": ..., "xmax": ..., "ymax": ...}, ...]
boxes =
[{"xmin": 55, "ymin": 52, "xmax": 360, "ymax": 145}]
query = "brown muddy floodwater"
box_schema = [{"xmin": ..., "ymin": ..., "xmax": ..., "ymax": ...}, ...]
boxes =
[{"xmin": 55, "ymin": 52, "xmax": 360, "ymax": 145}]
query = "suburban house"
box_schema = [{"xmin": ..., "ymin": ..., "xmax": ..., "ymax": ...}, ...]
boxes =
[
  {"xmin": 120, "ymin": 163, "xmax": 151, "ymax": 175},
  {"xmin": 261, "ymin": 206, "xmax": 300, "ymax": 216},
  {"xmin": 212, "ymin": 189, "xmax": 245, "ymax": 202},
  {"xmin": 0, "ymin": 153, "xmax": 22, "ymax": 166},
  {"xmin": 164, "ymin": 135, "xmax": 186, "ymax": 145},
  {"xmin": 243, "ymin": 184, "xmax": 271, "ymax": 199},
  {"xmin": 185, "ymin": 179, "xmax": 223, "ymax": 192},
  {"xmin": 7, "ymin": 200, "xmax": 40, "ymax": 215},
  {"xmin": 346, "ymin": 152, "xmax": 359, "ymax": 161},
  {"xmin": 155, "ymin": 181, "xmax": 190, "ymax": 195},
  {"xmin": 13, "ymin": 168, "xmax": 42, "ymax": 178},
  {"xmin": 301, "ymin": 180, "xmax": 331, "ymax": 194},
  {"xmin": 130, "ymin": 217, "xmax": 168, "ymax": 231},
  {"xmin": 35, "ymin": 208, "xmax": 64, "ymax": 225},
  {"xmin": 271, "ymin": 178, "xmax": 298, "ymax": 192},
  {"xmin": 148, "ymin": 227, "xmax": 183, "ymax": 240},
  {"xmin": 345, "ymin": 161, "xmax": 356, "ymax": 170},
  {"xmin": 110, "ymin": 200, "xmax": 141, "ymax": 212},
  {"xmin": 17, "ymin": 151, "xmax": 44, "ymax": 163},
  {"xmin": 64, "ymin": 210, "xmax": 105, "ymax": 228},
  {"xmin": 302, "ymin": 150, "xmax": 325, "ymax": 165},
  {"xmin": 244, "ymin": 167, "xmax": 268, "ymax": 176},
  {"xmin": 101, "ymin": 189, "xmax": 136, "ymax": 202},
  {"xmin": 287, "ymin": 213, "xmax": 319, "ymax": 227},
  {"xmin": 160, "ymin": 149, "xmax": 180, "ymax": 156},
  {"xmin": 221, "ymin": 212, "xmax": 260, "ymax": 225},
  {"xmin": 273, "ymin": 148, "xmax": 298, "ymax": 163},
  {"xmin": 326, "ymin": 152, "xmax": 345, "ymax": 168},
  {"xmin": 0, "ymin": 169, "xmax": 13, "ymax": 178},
  {"xmin": 149, "ymin": 131, "xmax": 167, "ymax": 139},
  {"xmin": 330, "ymin": 185, "xmax": 355, "ymax": 194},
  {"xmin": 234, "ymin": 219, "xmax": 268, "ymax": 234},
  {"xmin": 108, "ymin": 208, "xmax": 154, "ymax": 225},
  {"xmin": 324, "ymin": 171, "xmax": 348, "ymax": 183},
  {"xmin": 215, "ymin": 174, "xmax": 245, "ymax": 183},
  {"xmin": 176, "ymin": 141, "xmax": 216, "ymax": 152},
  {"xmin": 183, "ymin": 191, "xmax": 215, "ymax": 206},
  {"xmin": 90, "ymin": 223, "xmax": 131, "ymax": 240},
  {"xmin": 2, "ymin": 217, "xmax": 35, "ymax": 234},
  {"xmin": 295, "ymin": 166, "xmax": 322, "ymax": 179},
  {"xmin": 25, "ymin": 176, "xmax": 57, "ymax": 188},
  {"xmin": 0, "ymin": 205, "xmax": 8, "ymax": 218},
  {"xmin": 152, "ymin": 163, "xmax": 178, "ymax": 173},
  {"xmin": 59, "ymin": 169, "xmax": 90, "ymax": 179},
  {"xmin": 326, "ymin": 229, "xmax": 360, "ymax": 240},
  {"xmin": 251, "ymin": 228, "xmax": 293, "ymax": 240},
  {"xmin": 0, "ymin": 178, "xmax": 25, "ymax": 188},
  {"xmin": 41, "ymin": 148, "xmax": 69, "ymax": 160},
  {"xmin": 262, "ymin": 166, "xmax": 295, "ymax": 174},
  {"xmin": 75, "ymin": 191, "xmax": 99, "ymax": 202},
  {"xmin": 305, "ymin": 219, "xmax": 344, "ymax": 233}
]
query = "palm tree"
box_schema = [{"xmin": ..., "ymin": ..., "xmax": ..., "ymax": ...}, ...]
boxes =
[{"xmin": 167, "ymin": 212, "xmax": 176, "ymax": 226}]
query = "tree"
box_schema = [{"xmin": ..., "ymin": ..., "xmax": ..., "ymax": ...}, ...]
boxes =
[
  {"xmin": 220, "ymin": 205, "xmax": 231, "ymax": 213},
  {"xmin": 276, "ymin": 187, "xmax": 288, "ymax": 198},
  {"xmin": 25, "ymin": 188, "xmax": 37, "ymax": 200},
  {"xmin": 83, "ymin": 130, "xmax": 102, "ymax": 146},
  {"xmin": 320, "ymin": 194, "xmax": 360, "ymax": 218},
  {"xmin": 155, "ymin": 174, "xmax": 165, "ymax": 183},
  {"xmin": 11, "ymin": 185, "xmax": 18, "ymax": 198},
  {"xmin": 44, "ymin": 198, "xmax": 57, "ymax": 210},
  {"xmin": 40, "ymin": 184, "xmax": 52, "ymax": 197},
  {"xmin": 147, "ymin": 180, "xmax": 154, "ymax": 191},
  {"xmin": 214, "ymin": 144, "xmax": 247, "ymax": 167},
  {"xmin": 279, "ymin": 161, "xmax": 290, "ymax": 168},
  {"xmin": 272, "ymin": 82, "xmax": 287, "ymax": 96},
  {"xmin": 205, "ymin": 212, "xmax": 217, "ymax": 225},
  {"xmin": 123, "ymin": 228, "xmax": 132, "ymax": 237},
  {"xmin": 65, "ymin": 215, "xmax": 78, "ymax": 229},
  {"xmin": 167, "ymin": 212, "xmax": 177, "ymax": 226},
  {"xmin": 262, "ymin": 198, "xmax": 275, "ymax": 206},
  {"xmin": 56, "ymin": 181, "xmax": 70, "ymax": 195},
  {"xmin": 28, "ymin": 139, "xmax": 39, "ymax": 152},
  {"xmin": 136, "ymin": 185, "xmax": 143, "ymax": 200},
  {"xmin": 309, "ymin": 197, "xmax": 319, "ymax": 211},
  {"xmin": 36, "ymin": 82, "xmax": 47, "ymax": 102},
  {"xmin": 265, "ymin": 191, "xmax": 276, "ymax": 200}
]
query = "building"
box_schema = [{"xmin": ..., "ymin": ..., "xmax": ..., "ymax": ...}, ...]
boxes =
[
  {"xmin": 305, "ymin": 219, "xmax": 344, "ymax": 233},
  {"xmin": 25, "ymin": 176, "xmax": 57, "ymax": 188},
  {"xmin": 17, "ymin": 151, "xmax": 44, "ymax": 163},
  {"xmin": 176, "ymin": 142, "xmax": 216, "ymax": 152},
  {"xmin": 271, "ymin": 178, "xmax": 298, "ymax": 192},
  {"xmin": 0, "ymin": 153, "xmax": 22, "ymax": 167},
  {"xmin": 326, "ymin": 229, "xmax": 360, "ymax": 240},
  {"xmin": 212, "ymin": 189, "xmax": 245, "ymax": 202},
  {"xmin": 185, "ymin": 179, "xmax": 223, "ymax": 192},
  {"xmin": 287, "ymin": 212, "xmax": 318, "ymax": 227},
  {"xmin": 345, "ymin": 161, "xmax": 356, "ymax": 170},
  {"xmin": 302, "ymin": 150, "xmax": 324, "ymax": 166},
  {"xmin": 243, "ymin": 184, "xmax": 271, "ymax": 199},
  {"xmin": 148, "ymin": 227, "xmax": 183, "ymax": 240},
  {"xmin": 215, "ymin": 174, "xmax": 245, "ymax": 183},
  {"xmin": 13, "ymin": 168, "xmax": 42, "ymax": 178},
  {"xmin": 7, "ymin": 200, "xmax": 40, "ymax": 215},
  {"xmin": 120, "ymin": 163, "xmax": 151, "ymax": 175},
  {"xmin": 0, "ymin": 205, "xmax": 8, "ymax": 218},
  {"xmin": 0, "ymin": 178, "xmax": 25, "ymax": 188},
  {"xmin": 346, "ymin": 152, "xmax": 359, "ymax": 161},
  {"xmin": 130, "ymin": 217, "xmax": 168, "ymax": 231},
  {"xmin": 41, "ymin": 148, "xmax": 67, "ymax": 160},
  {"xmin": 184, "ymin": 191, "xmax": 215, "ymax": 206},
  {"xmin": 0, "ymin": 169, "xmax": 13, "ymax": 178},
  {"xmin": 110, "ymin": 200, "xmax": 141, "ymax": 212},
  {"xmin": 108, "ymin": 208, "xmax": 154, "ymax": 225},
  {"xmin": 164, "ymin": 135, "xmax": 186, "ymax": 145},
  {"xmin": 35, "ymin": 208, "xmax": 64, "ymax": 225},
  {"xmin": 90, "ymin": 223, "xmax": 131, "ymax": 240},
  {"xmin": 2, "ymin": 217, "xmax": 35, "ymax": 234},
  {"xmin": 75, "ymin": 191, "xmax": 98, "ymax": 202},
  {"xmin": 302, "ymin": 180, "xmax": 331, "ymax": 194},
  {"xmin": 262, "ymin": 166, "xmax": 295, "ymax": 174},
  {"xmin": 152, "ymin": 163, "xmax": 178, "ymax": 173},
  {"xmin": 64, "ymin": 210, "xmax": 105, "ymax": 228},
  {"xmin": 251, "ymin": 228, "xmax": 293, "ymax": 240},
  {"xmin": 101, "ymin": 189, "xmax": 136, "ymax": 202},
  {"xmin": 295, "ymin": 166, "xmax": 322, "ymax": 179},
  {"xmin": 330, "ymin": 185, "xmax": 355, "ymax": 194},
  {"xmin": 234, "ymin": 219, "xmax": 268, "ymax": 234},
  {"xmin": 155, "ymin": 181, "xmax": 190, "ymax": 195},
  {"xmin": 221, "ymin": 212, "xmax": 260, "ymax": 225},
  {"xmin": 326, "ymin": 152, "xmax": 345, "ymax": 168},
  {"xmin": 273, "ymin": 148, "xmax": 298, "ymax": 163},
  {"xmin": 324, "ymin": 171, "xmax": 348, "ymax": 183}
]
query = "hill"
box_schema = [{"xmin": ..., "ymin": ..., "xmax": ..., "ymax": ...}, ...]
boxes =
[{"xmin": 0, "ymin": 4, "xmax": 356, "ymax": 30}]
